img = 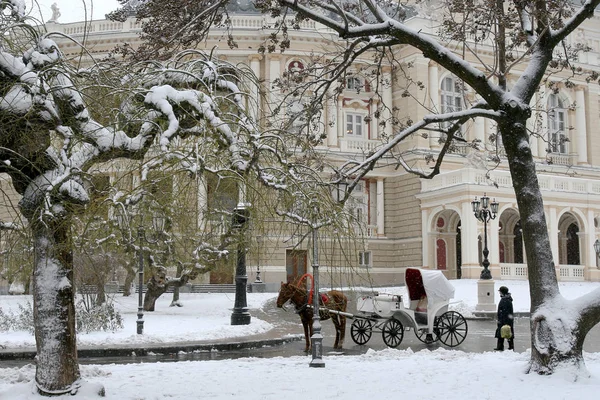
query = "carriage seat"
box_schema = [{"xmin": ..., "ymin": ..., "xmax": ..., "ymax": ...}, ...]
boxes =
[{"xmin": 414, "ymin": 295, "xmax": 428, "ymax": 325}]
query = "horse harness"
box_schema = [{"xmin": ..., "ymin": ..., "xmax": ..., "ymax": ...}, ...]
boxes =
[{"xmin": 295, "ymin": 292, "xmax": 332, "ymax": 318}]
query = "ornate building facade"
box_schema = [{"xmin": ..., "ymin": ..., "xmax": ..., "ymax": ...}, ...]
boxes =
[{"xmin": 3, "ymin": 6, "xmax": 600, "ymax": 293}]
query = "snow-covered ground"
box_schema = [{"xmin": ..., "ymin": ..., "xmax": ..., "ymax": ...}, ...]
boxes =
[
  {"xmin": 1, "ymin": 279, "xmax": 599, "ymax": 399},
  {"xmin": 0, "ymin": 291, "xmax": 276, "ymax": 349}
]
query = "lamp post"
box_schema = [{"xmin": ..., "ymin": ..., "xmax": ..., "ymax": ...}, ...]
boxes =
[
  {"xmin": 255, "ymin": 235, "xmax": 262, "ymax": 283},
  {"xmin": 471, "ymin": 193, "xmax": 499, "ymax": 280},
  {"xmin": 309, "ymin": 222, "xmax": 324, "ymax": 367},
  {"xmin": 135, "ymin": 213, "xmax": 166, "ymax": 335},
  {"xmin": 594, "ymin": 239, "xmax": 600, "ymax": 268},
  {"xmin": 136, "ymin": 226, "xmax": 145, "ymax": 334},
  {"xmin": 231, "ymin": 203, "xmax": 251, "ymax": 325},
  {"xmin": 309, "ymin": 180, "xmax": 348, "ymax": 368}
]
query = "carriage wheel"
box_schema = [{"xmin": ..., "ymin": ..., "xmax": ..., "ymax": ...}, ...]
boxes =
[
  {"xmin": 435, "ymin": 311, "xmax": 468, "ymax": 347},
  {"xmin": 415, "ymin": 327, "xmax": 439, "ymax": 344},
  {"xmin": 382, "ymin": 318, "xmax": 404, "ymax": 348},
  {"xmin": 351, "ymin": 319, "xmax": 373, "ymax": 345}
]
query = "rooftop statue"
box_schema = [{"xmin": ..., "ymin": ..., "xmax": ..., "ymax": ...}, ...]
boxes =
[{"xmin": 48, "ymin": 2, "xmax": 61, "ymax": 23}]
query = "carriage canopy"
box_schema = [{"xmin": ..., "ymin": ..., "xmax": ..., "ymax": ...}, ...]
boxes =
[{"xmin": 405, "ymin": 268, "xmax": 455, "ymax": 305}]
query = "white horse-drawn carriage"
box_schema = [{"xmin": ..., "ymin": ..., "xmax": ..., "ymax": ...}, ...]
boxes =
[{"xmin": 348, "ymin": 268, "xmax": 468, "ymax": 347}]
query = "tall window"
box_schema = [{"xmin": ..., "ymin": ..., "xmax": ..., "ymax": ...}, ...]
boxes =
[
  {"xmin": 346, "ymin": 113, "xmax": 364, "ymax": 137},
  {"xmin": 346, "ymin": 77, "xmax": 361, "ymax": 91},
  {"xmin": 440, "ymin": 76, "xmax": 463, "ymax": 134},
  {"xmin": 548, "ymin": 94, "xmax": 568, "ymax": 154},
  {"xmin": 348, "ymin": 181, "xmax": 368, "ymax": 224},
  {"xmin": 440, "ymin": 77, "xmax": 463, "ymax": 115}
]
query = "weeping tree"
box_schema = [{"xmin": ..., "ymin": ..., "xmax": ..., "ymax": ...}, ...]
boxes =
[
  {"xmin": 116, "ymin": 0, "xmax": 600, "ymax": 376},
  {"xmin": 0, "ymin": 4, "xmax": 321, "ymax": 395}
]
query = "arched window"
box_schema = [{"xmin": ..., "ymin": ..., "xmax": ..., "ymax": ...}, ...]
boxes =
[{"xmin": 548, "ymin": 94, "xmax": 568, "ymax": 154}]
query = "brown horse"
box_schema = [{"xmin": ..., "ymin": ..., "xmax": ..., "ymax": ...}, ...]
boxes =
[{"xmin": 276, "ymin": 281, "xmax": 347, "ymax": 352}]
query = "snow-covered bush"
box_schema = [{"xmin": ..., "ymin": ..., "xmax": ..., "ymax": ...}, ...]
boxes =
[
  {"xmin": 0, "ymin": 299, "xmax": 123, "ymax": 334},
  {"xmin": 0, "ymin": 301, "xmax": 34, "ymax": 334},
  {"xmin": 76, "ymin": 300, "xmax": 124, "ymax": 334}
]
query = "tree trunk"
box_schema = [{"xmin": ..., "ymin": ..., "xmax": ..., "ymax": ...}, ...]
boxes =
[
  {"xmin": 32, "ymin": 219, "xmax": 81, "ymax": 395},
  {"xmin": 144, "ymin": 268, "xmax": 191, "ymax": 311},
  {"xmin": 171, "ymin": 263, "xmax": 183, "ymax": 307},
  {"xmin": 95, "ymin": 283, "xmax": 107, "ymax": 306},
  {"xmin": 499, "ymin": 116, "xmax": 584, "ymax": 374},
  {"xmin": 122, "ymin": 263, "xmax": 135, "ymax": 297},
  {"xmin": 143, "ymin": 284, "xmax": 167, "ymax": 312}
]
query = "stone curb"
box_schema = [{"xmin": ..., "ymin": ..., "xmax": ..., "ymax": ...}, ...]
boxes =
[{"xmin": 0, "ymin": 335, "xmax": 304, "ymax": 361}]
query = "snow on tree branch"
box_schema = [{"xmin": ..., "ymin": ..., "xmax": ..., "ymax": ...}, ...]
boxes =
[{"xmin": 549, "ymin": 0, "xmax": 600, "ymax": 46}]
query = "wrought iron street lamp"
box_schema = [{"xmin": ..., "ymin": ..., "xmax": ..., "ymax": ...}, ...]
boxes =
[
  {"xmin": 116, "ymin": 208, "xmax": 165, "ymax": 335},
  {"xmin": 309, "ymin": 179, "xmax": 349, "ymax": 368},
  {"xmin": 231, "ymin": 203, "xmax": 252, "ymax": 325},
  {"xmin": 471, "ymin": 193, "xmax": 499, "ymax": 280},
  {"xmin": 135, "ymin": 213, "xmax": 166, "ymax": 335},
  {"xmin": 309, "ymin": 219, "xmax": 324, "ymax": 368},
  {"xmin": 594, "ymin": 239, "xmax": 600, "ymax": 269},
  {"xmin": 255, "ymin": 235, "xmax": 263, "ymax": 283}
]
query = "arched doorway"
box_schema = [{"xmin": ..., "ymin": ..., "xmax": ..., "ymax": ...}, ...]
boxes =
[
  {"xmin": 566, "ymin": 223, "xmax": 580, "ymax": 265},
  {"xmin": 513, "ymin": 221, "xmax": 523, "ymax": 264},
  {"xmin": 558, "ymin": 212, "xmax": 581, "ymax": 266},
  {"xmin": 498, "ymin": 208, "xmax": 523, "ymax": 264},
  {"xmin": 431, "ymin": 210, "xmax": 461, "ymax": 279}
]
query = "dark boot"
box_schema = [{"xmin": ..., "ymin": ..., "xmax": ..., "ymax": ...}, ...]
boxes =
[
  {"xmin": 508, "ymin": 339, "xmax": 514, "ymax": 350},
  {"xmin": 494, "ymin": 339, "xmax": 504, "ymax": 351}
]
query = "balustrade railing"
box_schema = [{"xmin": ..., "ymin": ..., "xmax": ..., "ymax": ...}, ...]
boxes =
[
  {"xmin": 339, "ymin": 138, "xmax": 381, "ymax": 153},
  {"xmin": 499, "ymin": 263, "xmax": 529, "ymax": 279},
  {"xmin": 500, "ymin": 263, "xmax": 585, "ymax": 281},
  {"xmin": 557, "ymin": 264, "xmax": 585, "ymax": 281},
  {"xmin": 422, "ymin": 168, "xmax": 600, "ymax": 196}
]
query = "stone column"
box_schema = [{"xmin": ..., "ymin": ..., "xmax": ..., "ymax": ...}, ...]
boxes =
[
  {"xmin": 376, "ymin": 178, "xmax": 385, "ymax": 236},
  {"xmin": 381, "ymin": 67, "xmax": 393, "ymax": 140},
  {"xmin": 337, "ymin": 96, "xmax": 344, "ymax": 148},
  {"xmin": 539, "ymin": 90, "xmax": 548, "ymax": 157},
  {"xmin": 248, "ymin": 55, "xmax": 262, "ymax": 123},
  {"xmin": 576, "ymin": 87, "xmax": 588, "ymax": 164},
  {"xmin": 461, "ymin": 201, "xmax": 479, "ymax": 279},
  {"xmin": 268, "ymin": 56, "xmax": 281, "ymax": 108},
  {"xmin": 428, "ymin": 62, "xmax": 439, "ymax": 148},
  {"xmin": 369, "ymin": 103, "xmax": 378, "ymax": 140},
  {"xmin": 489, "ymin": 216, "xmax": 500, "ymax": 276},
  {"xmin": 326, "ymin": 85, "xmax": 338, "ymax": 147},
  {"xmin": 549, "ymin": 207, "xmax": 559, "ymax": 266},
  {"xmin": 421, "ymin": 209, "xmax": 430, "ymax": 269},
  {"xmin": 587, "ymin": 209, "xmax": 596, "ymax": 273},
  {"xmin": 474, "ymin": 117, "xmax": 485, "ymax": 143}
]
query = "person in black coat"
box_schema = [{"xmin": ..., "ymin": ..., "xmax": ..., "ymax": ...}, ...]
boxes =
[{"xmin": 494, "ymin": 286, "xmax": 514, "ymax": 351}]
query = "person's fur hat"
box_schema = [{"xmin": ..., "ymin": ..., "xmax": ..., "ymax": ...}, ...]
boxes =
[{"xmin": 498, "ymin": 286, "xmax": 509, "ymax": 295}]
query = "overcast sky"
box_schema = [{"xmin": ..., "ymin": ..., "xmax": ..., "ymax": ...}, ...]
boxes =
[{"xmin": 29, "ymin": 0, "xmax": 121, "ymax": 23}]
